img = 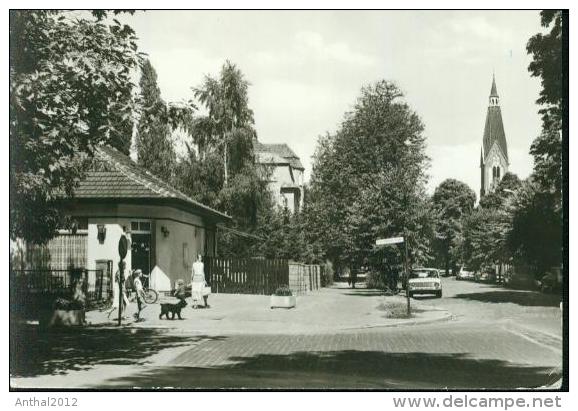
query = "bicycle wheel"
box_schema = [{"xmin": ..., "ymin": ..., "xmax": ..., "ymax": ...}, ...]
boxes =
[{"xmin": 143, "ymin": 289, "xmax": 158, "ymax": 304}]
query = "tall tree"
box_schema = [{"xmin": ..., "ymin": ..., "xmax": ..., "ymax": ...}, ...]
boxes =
[
  {"xmin": 526, "ymin": 10, "xmax": 564, "ymax": 131},
  {"xmin": 479, "ymin": 172, "xmax": 521, "ymax": 209},
  {"xmin": 10, "ymin": 10, "xmax": 141, "ymax": 243},
  {"xmin": 507, "ymin": 179, "xmax": 561, "ymax": 276},
  {"xmin": 135, "ymin": 59, "xmax": 177, "ymax": 182},
  {"xmin": 431, "ymin": 179, "xmax": 476, "ymax": 275},
  {"xmin": 462, "ymin": 175, "xmax": 521, "ymax": 274},
  {"xmin": 516, "ymin": 10, "xmax": 565, "ymax": 279},
  {"xmin": 174, "ymin": 61, "xmax": 271, "ymax": 257},
  {"xmin": 305, "ymin": 81, "xmax": 431, "ymax": 273},
  {"xmin": 192, "ymin": 61, "xmax": 255, "ymax": 186}
]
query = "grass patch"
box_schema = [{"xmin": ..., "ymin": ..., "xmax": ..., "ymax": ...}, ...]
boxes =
[{"xmin": 377, "ymin": 300, "xmax": 412, "ymax": 319}]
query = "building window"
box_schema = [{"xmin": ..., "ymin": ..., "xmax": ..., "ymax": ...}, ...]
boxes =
[{"xmin": 131, "ymin": 221, "xmax": 151, "ymax": 233}]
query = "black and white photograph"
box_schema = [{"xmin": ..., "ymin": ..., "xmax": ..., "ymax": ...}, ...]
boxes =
[{"xmin": 7, "ymin": 4, "xmax": 569, "ymax": 398}]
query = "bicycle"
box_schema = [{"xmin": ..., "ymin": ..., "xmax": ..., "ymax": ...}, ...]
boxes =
[
  {"xmin": 140, "ymin": 273, "xmax": 159, "ymax": 304},
  {"xmin": 126, "ymin": 272, "xmax": 159, "ymax": 304}
]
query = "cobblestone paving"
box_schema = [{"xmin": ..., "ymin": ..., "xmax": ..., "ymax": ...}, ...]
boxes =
[{"xmin": 169, "ymin": 323, "xmax": 560, "ymax": 369}]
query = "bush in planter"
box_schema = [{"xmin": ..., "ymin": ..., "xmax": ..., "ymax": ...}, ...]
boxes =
[
  {"xmin": 53, "ymin": 297, "xmax": 85, "ymax": 311},
  {"xmin": 271, "ymin": 285, "xmax": 296, "ymax": 308},
  {"xmin": 273, "ymin": 285, "xmax": 293, "ymax": 297},
  {"xmin": 42, "ymin": 297, "xmax": 86, "ymax": 327}
]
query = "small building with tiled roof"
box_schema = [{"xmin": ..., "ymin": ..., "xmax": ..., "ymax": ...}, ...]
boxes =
[
  {"xmin": 22, "ymin": 145, "xmax": 231, "ymax": 295},
  {"xmin": 480, "ymin": 74, "xmax": 509, "ymax": 198},
  {"xmin": 254, "ymin": 140, "xmax": 305, "ymax": 212}
]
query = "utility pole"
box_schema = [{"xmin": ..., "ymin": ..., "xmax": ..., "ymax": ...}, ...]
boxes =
[
  {"xmin": 404, "ymin": 229, "xmax": 410, "ymax": 316},
  {"xmin": 117, "ymin": 235, "xmax": 128, "ymax": 326}
]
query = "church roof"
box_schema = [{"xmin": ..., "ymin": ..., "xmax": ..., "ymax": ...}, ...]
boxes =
[
  {"xmin": 482, "ymin": 106, "xmax": 508, "ymax": 162},
  {"xmin": 254, "ymin": 141, "xmax": 304, "ymax": 170},
  {"xmin": 490, "ymin": 75, "xmax": 499, "ymax": 97}
]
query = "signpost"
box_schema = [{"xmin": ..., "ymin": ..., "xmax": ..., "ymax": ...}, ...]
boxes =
[
  {"xmin": 117, "ymin": 235, "xmax": 128, "ymax": 326},
  {"xmin": 376, "ymin": 235, "xmax": 411, "ymax": 316},
  {"xmin": 375, "ymin": 236, "xmax": 404, "ymax": 246}
]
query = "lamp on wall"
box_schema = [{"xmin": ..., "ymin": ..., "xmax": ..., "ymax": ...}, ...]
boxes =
[
  {"xmin": 97, "ymin": 224, "xmax": 106, "ymax": 244},
  {"xmin": 161, "ymin": 226, "xmax": 170, "ymax": 238}
]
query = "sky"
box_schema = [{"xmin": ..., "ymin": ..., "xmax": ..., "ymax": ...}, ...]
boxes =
[{"xmin": 120, "ymin": 10, "xmax": 544, "ymax": 197}]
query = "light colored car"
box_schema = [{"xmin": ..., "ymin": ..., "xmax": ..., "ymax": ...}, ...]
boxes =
[
  {"xmin": 456, "ymin": 266, "xmax": 475, "ymax": 281},
  {"xmin": 408, "ymin": 268, "xmax": 442, "ymax": 298},
  {"xmin": 438, "ymin": 268, "xmax": 450, "ymax": 277}
]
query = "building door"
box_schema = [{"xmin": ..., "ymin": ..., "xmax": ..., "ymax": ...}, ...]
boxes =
[
  {"xmin": 95, "ymin": 259, "xmax": 113, "ymax": 300},
  {"xmin": 131, "ymin": 221, "xmax": 152, "ymax": 276}
]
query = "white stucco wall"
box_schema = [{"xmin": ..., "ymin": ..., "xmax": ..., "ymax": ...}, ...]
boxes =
[
  {"xmin": 86, "ymin": 218, "xmax": 129, "ymax": 294},
  {"xmin": 153, "ymin": 218, "xmax": 205, "ymax": 291},
  {"xmin": 70, "ymin": 203, "xmax": 212, "ymax": 296},
  {"xmin": 266, "ymin": 165, "xmax": 304, "ymax": 212}
]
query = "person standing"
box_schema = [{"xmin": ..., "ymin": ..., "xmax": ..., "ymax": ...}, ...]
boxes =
[
  {"xmin": 191, "ymin": 254, "xmax": 210, "ymax": 308},
  {"xmin": 132, "ymin": 269, "xmax": 147, "ymax": 320}
]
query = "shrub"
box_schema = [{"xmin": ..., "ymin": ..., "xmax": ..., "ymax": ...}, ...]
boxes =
[
  {"xmin": 274, "ymin": 285, "xmax": 293, "ymax": 296},
  {"xmin": 53, "ymin": 297, "xmax": 85, "ymax": 311},
  {"xmin": 366, "ymin": 270, "xmax": 388, "ymax": 289}
]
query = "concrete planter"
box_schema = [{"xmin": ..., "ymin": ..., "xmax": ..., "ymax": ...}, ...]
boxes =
[
  {"xmin": 270, "ymin": 295, "xmax": 296, "ymax": 309},
  {"xmin": 41, "ymin": 309, "xmax": 86, "ymax": 327}
]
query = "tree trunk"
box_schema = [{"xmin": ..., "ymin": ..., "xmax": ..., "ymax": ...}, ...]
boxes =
[{"xmin": 223, "ymin": 138, "xmax": 228, "ymax": 186}]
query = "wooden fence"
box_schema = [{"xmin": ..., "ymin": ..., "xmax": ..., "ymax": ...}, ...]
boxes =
[{"xmin": 205, "ymin": 257, "xmax": 289, "ymax": 295}]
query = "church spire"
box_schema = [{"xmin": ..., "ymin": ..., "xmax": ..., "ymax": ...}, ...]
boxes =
[
  {"xmin": 489, "ymin": 74, "xmax": 499, "ymax": 106},
  {"xmin": 481, "ymin": 73, "xmax": 509, "ymax": 198}
]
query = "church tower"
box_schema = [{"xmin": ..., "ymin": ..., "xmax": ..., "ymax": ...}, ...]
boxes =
[{"xmin": 480, "ymin": 74, "xmax": 509, "ymax": 198}]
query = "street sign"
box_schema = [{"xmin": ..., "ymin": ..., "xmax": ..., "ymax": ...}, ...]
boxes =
[
  {"xmin": 118, "ymin": 235, "xmax": 128, "ymax": 259},
  {"xmin": 376, "ymin": 236, "xmax": 404, "ymax": 246},
  {"xmin": 375, "ymin": 233, "xmax": 410, "ymax": 316}
]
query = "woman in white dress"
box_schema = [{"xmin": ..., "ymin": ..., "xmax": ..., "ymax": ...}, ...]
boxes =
[{"xmin": 191, "ymin": 254, "xmax": 210, "ymax": 308}]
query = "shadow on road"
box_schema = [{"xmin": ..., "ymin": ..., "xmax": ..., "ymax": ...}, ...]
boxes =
[
  {"xmin": 452, "ymin": 289, "xmax": 560, "ymax": 307},
  {"xmin": 10, "ymin": 323, "xmax": 224, "ymax": 378},
  {"xmin": 101, "ymin": 350, "xmax": 561, "ymax": 389}
]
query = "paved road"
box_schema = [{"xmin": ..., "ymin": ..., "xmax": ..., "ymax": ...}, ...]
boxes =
[{"xmin": 11, "ymin": 278, "xmax": 563, "ymax": 389}]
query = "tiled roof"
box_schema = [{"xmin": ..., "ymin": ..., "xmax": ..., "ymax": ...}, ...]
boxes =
[
  {"xmin": 254, "ymin": 141, "xmax": 304, "ymax": 170},
  {"xmin": 74, "ymin": 145, "xmax": 230, "ymax": 221},
  {"xmin": 482, "ymin": 106, "xmax": 508, "ymax": 162}
]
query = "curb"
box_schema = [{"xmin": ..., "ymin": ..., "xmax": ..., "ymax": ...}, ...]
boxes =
[
  {"xmin": 128, "ymin": 308, "xmax": 453, "ymax": 336},
  {"xmin": 338, "ymin": 309, "xmax": 452, "ymax": 332}
]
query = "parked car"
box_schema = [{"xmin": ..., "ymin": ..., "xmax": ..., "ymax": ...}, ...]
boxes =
[
  {"xmin": 407, "ymin": 268, "xmax": 442, "ymax": 298},
  {"xmin": 474, "ymin": 267, "xmax": 496, "ymax": 283},
  {"xmin": 438, "ymin": 268, "xmax": 451, "ymax": 277},
  {"xmin": 456, "ymin": 266, "xmax": 475, "ymax": 281}
]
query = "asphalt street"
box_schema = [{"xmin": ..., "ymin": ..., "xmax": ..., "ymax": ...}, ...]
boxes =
[{"xmin": 11, "ymin": 277, "xmax": 563, "ymax": 389}]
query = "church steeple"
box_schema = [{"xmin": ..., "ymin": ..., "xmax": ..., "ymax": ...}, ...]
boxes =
[
  {"xmin": 480, "ymin": 74, "xmax": 509, "ymax": 198},
  {"xmin": 489, "ymin": 74, "xmax": 499, "ymax": 106}
]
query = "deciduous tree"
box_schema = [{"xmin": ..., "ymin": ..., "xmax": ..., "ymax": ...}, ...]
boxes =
[
  {"xmin": 431, "ymin": 179, "xmax": 476, "ymax": 275},
  {"xmin": 10, "ymin": 10, "xmax": 141, "ymax": 243},
  {"xmin": 305, "ymin": 81, "xmax": 431, "ymax": 274}
]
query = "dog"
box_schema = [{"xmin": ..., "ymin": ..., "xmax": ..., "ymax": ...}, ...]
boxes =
[{"xmin": 159, "ymin": 299, "xmax": 187, "ymax": 320}]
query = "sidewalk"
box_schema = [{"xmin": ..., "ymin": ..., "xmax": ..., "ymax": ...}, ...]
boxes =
[{"xmin": 87, "ymin": 284, "xmax": 451, "ymax": 335}]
